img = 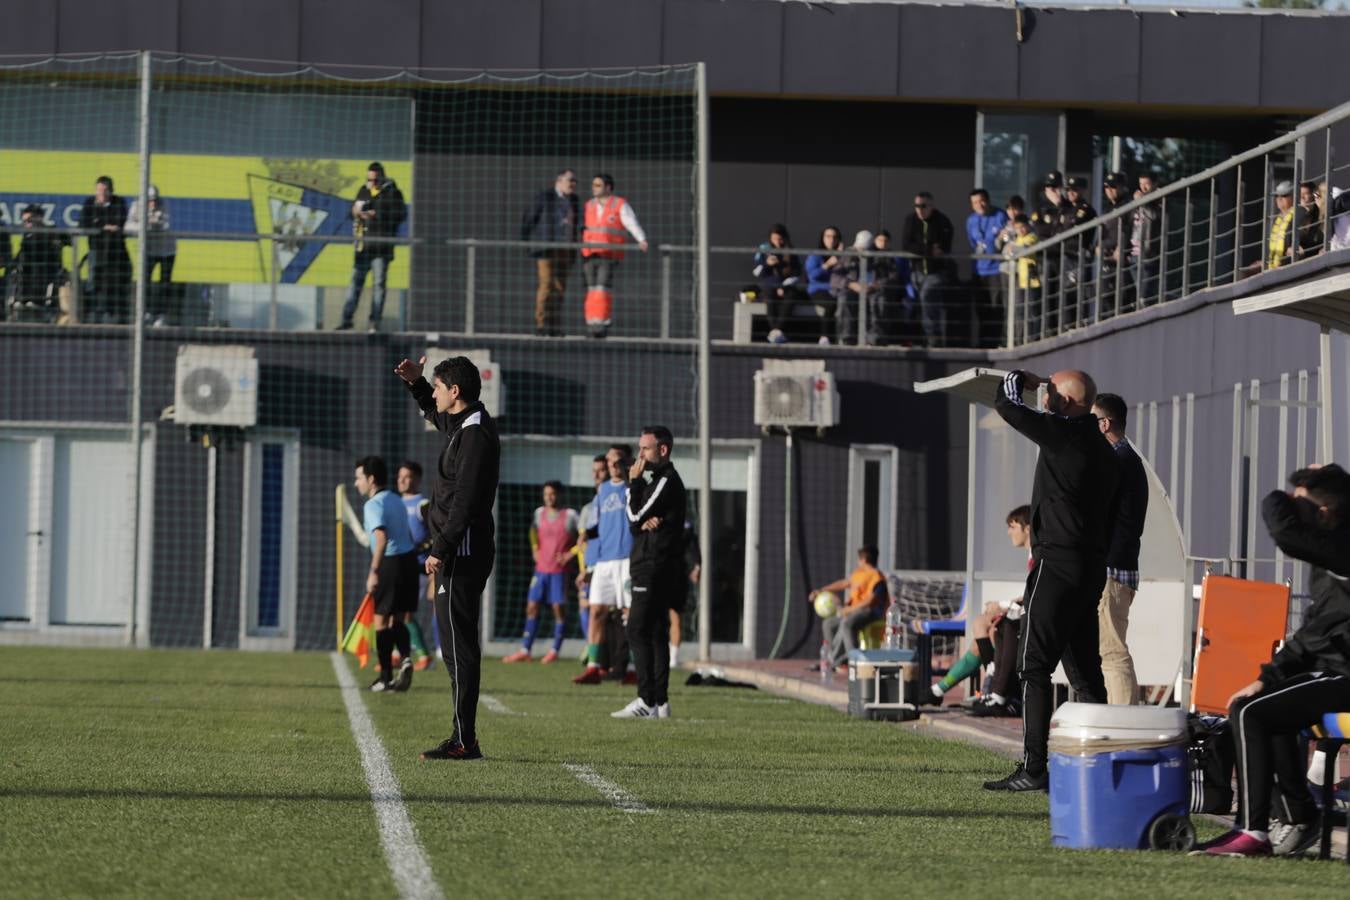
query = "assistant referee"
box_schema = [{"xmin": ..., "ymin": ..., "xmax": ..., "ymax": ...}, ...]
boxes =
[{"xmin": 985, "ymin": 369, "xmax": 1120, "ymax": 793}]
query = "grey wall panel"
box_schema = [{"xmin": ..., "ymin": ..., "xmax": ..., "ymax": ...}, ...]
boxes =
[
  {"xmin": 1258, "ymin": 17, "xmax": 1343, "ymax": 113},
  {"xmin": 419, "ymin": 0, "xmax": 542, "ymax": 71},
  {"xmin": 541, "ymin": 0, "xmax": 664, "ymax": 70},
  {"xmin": 663, "ymin": 0, "xmax": 782, "ymax": 94},
  {"xmin": 781, "ymin": 2, "xmax": 899, "ymax": 99},
  {"xmin": 297, "ymin": 0, "xmax": 419, "ymax": 72},
  {"xmin": 57, "ymin": 0, "xmax": 178, "ymax": 55},
  {"xmin": 785, "ymin": 166, "xmax": 886, "ymax": 246},
  {"xmin": 177, "ymin": 0, "xmax": 301, "ymax": 63},
  {"xmin": 1017, "ymin": 8, "xmax": 1138, "ymax": 105},
  {"xmin": 0, "ymin": 0, "xmax": 57, "ymax": 56},
  {"xmin": 898, "ymin": 5, "xmax": 1017, "ymax": 102},
  {"xmin": 1139, "ymin": 14, "xmax": 1261, "ymax": 109}
]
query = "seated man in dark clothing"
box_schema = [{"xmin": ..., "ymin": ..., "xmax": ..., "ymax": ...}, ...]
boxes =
[
  {"xmin": 1193, "ymin": 464, "xmax": 1350, "ymax": 858},
  {"xmin": 12, "ymin": 204, "xmax": 70, "ymax": 315},
  {"xmin": 751, "ymin": 223, "xmax": 804, "ymax": 344}
]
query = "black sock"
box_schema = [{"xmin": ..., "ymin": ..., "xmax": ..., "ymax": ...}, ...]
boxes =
[
  {"xmin": 392, "ymin": 622, "xmax": 411, "ymax": 663},
  {"xmin": 376, "ymin": 629, "xmax": 394, "ymax": 680},
  {"xmin": 975, "ymin": 637, "xmax": 995, "ymax": 665}
]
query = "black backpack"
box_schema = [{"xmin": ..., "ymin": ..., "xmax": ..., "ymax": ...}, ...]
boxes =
[{"xmin": 1188, "ymin": 715, "xmax": 1236, "ymax": 815}]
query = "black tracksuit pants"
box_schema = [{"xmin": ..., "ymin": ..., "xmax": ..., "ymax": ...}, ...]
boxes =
[
  {"xmin": 989, "ymin": 614, "xmax": 1022, "ymax": 698},
  {"xmin": 1230, "ymin": 672, "xmax": 1350, "ymax": 832},
  {"xmin": 628, "ymin": 566, "xmax": 682, "ymax": 707},
  {"xmin": 1018, "ymin": 555, "xmax": 1108, "ymax": 774},
  {"xmin": 433, "ymin": 549, "xmax": 493, "ymax": 746}
]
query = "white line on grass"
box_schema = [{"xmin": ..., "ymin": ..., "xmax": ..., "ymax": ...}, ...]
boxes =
[
  {"xmin": 480, "ymin": 693, "xmax": 523, "ymax": 716},
  {"xmin": 563, "ymin": 763, "xmax": 655, "ymax": 814},
  {"xmin": 331, "ymin": 653, "xmax": 444, "ymax": 900}
]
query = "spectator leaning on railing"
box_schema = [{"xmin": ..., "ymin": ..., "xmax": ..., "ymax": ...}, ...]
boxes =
[
  {"xmin": 1130, "ymin": 173, "xmax": 1162, "ymax": 304},
  {"xmin": 521, "ymin": 169, "xmax": 580, "ymax": 337},
  {"xmin": 11, "ymin": 204, "xmax": 69, "ymax": 316},
  {"xmin": 1098, "ymin": 172, "xmax": 1133, "ymax": 317},
  {"xmin": 79, "ymin": 175, "xmax": 131, "ymax": 323},
  {"xmin": 902, "ymin": 192, "xmax": 954, "ymax": 348},
  {"xmin": 337, "ymin": 162, "xmax": 407, "ymax": 333},
  {"xmin": 967, "ymin": 188, "xmax": 1008, "ymax": 347},
  {"xmin": 1297, "ymin": 181, "xmax": 1324, "ymax": 260}
]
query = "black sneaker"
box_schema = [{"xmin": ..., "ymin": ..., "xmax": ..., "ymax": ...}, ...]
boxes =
[
  {"xmin": 420, "ymin": 738, "xmax": 484, "ymax": 761},
  {"xmin": 392, "ymin": 659, "xmax": 413, "ymax": 692},
  {"xmin": 914, "ymin": 685, "xmax": 943, "ymax": 706},
  {"xmin": 335, "ymin": 321, "xmax": 353, "ymax": 331},
  {"xmin": 970, "ymin": 697, "xmax": 1020, "ymax": 718},
  {"xmin": 983, "ymin": 764, "xmax": 1048, "ymax": 792}
]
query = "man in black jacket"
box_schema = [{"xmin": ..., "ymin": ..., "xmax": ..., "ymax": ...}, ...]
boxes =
[
  {"xmin": 902, "ymin": 192, "xmax": 954, "ymax": 348},
  {"xmin": 986, "ymin": 368, "xmax": 1120, "ymax": 792},
  {"xmin": 79, "ymin": 175, "xmax": 131, "ymax": 322},
  {"xmin": 338, "ymin": 162, "xmax": 407, "ymax": 332},
  {"xmin": 1092, "ymin": 392, "xmax": 1148, "ymax": 706},
  {"xmin": 394, "ymin": 354, "xmax": 500, "ymax": 761},
  {"xmin": 521, "ymin": 169, "xmax": 580, "ymax": 337},
  {"xmin": 613, "ymin": 425, "xmax": 687, "ymax": 719},
  {"xmin": 1194, "ymin": 465, "xmax": 1350, "ymax": 858},
  {"xmin": 1097, "ymin": 172, "xmax": 1134, "ymax": 318}
]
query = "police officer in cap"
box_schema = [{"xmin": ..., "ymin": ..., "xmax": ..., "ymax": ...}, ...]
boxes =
[
  {"xmin": 1030, "ymin": 172, "xmax": 1074, "ymax": 333},
  {"xmin": 1098, "ymin": 172, "xmax": 1133, "ymax": 317},
  {"xmin": 1061, "ymin": 176, "xmax": 1096, "ymax": 328}
]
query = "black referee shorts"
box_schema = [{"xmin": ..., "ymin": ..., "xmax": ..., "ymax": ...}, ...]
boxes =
[{"xmin": 373, "ymin": 552, "xmax": 420, "ymax": 616}]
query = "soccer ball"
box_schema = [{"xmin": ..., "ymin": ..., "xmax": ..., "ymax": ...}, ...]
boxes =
[{"xmin": 813, "ymin": 591, "xmax": 838, "ymax": 618}]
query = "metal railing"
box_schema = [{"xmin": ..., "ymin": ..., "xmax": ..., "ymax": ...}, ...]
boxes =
[{"xmin": 1009, "ymin": 96, "xmax": 1350, "ymax": 346}]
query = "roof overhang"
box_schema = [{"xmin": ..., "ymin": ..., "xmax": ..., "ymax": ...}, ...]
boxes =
[{"xmin": 1232, "ymin": 270, "xmax": 1350, "ymax": 333}]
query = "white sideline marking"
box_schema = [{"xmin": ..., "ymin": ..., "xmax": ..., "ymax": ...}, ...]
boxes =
[
  {"xmin": 331, "ymin": 653, "xmax": 444, "ymax": 900},
  {"xmin": 563, "ymin": 763, "xmax": 655, "ymax": 814},
  {"xmin": 480, "ymin": 693, "xmax": 523, "ymax": 716}
]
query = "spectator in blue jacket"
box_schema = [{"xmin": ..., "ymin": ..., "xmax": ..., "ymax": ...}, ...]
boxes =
[
  {"xmin": 805, "ymin": 226, "xmax": 843, "ymax": 345},
  {"xmin": 967, "ymin": 188, "xmax": 1009, "ymax": 347}
]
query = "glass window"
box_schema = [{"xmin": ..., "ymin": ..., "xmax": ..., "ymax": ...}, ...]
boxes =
[{"xmin": 979, "ymin": 111, "xmax": 1063, "ymax": 205}]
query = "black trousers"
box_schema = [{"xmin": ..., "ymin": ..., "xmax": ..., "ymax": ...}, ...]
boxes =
[
  {"xmin": 1230, "ymin": 671, "xmax": 1350, "ymax": 832},
  {"xmin": 628, "ymin": 566, "xmax": 682, "ymax": 706},
  {"xmin": 433, "ymin": 549, "xmax": 494, "ymax": 746},
  {"xmin": 988, "ymin": 614, "xmax": 1022, "ymax": 697},
  {"xmin": 1018, "ymin": 556, "xmax": 1107, "ymax": 774}
]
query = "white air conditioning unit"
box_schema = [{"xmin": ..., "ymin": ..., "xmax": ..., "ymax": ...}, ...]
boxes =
[
  {"xmin": 753, "ymin": 367, "xmax": 839, "ymax": 429},
  {"xmin": 422, "ymin": 348, "xmax": 503, "ymax": 428},
  {"xmin": 174, "ymin": 344, "xmax": 258, "ymax": 427}
]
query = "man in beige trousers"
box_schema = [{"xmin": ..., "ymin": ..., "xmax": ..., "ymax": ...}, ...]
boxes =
[{"xmin": 1093, "ymin": 392, "xmax": 1148, "ymax": 704}]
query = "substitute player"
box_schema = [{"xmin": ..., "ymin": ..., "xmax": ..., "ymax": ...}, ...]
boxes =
[
  {"xmin": 395, "ymin": 354, "xmax": 501, "ymax": 762},
  {"xmin": 353, "ymin": 455, "xmax": 419, "ymax": 693},
  {"xmin": 574, "ymin": 445, "xmax": 634, "ymax": 684},
  {"xmin": 581, "ymin": 173, "xmax": 648, "ymax": 338},
  {"xmin": 503, "ymin": 481, "xmax": 579, "ymax": 664}
]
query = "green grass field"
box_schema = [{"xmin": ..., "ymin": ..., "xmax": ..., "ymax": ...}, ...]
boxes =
[{"xmin": 2, "ymin": 647, "xmax": 1345, "ymax": 898}]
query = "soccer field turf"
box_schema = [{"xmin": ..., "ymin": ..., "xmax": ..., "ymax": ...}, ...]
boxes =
[{"xmin": 2, "ymin": 647, "xmax": 1344, "ymax": 898}]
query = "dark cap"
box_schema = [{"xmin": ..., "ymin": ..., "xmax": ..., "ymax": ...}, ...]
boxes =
[
  {"xmin": 1104, "ymin": 172, "xmax": 1128, "ymax": 190},
  {"xmin": 368, "ymin": 161, "xmax": 384, "ymax": 175},
  {"xmin": 1043, "ymin": 171, "xmax": 1064, "ymax": 189},
  {"xmin": 1066, "ymin": 176, "xmax": 1088, "ymax": 191}
]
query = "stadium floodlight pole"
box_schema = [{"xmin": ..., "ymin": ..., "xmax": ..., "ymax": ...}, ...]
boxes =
[
  {"xmin": 128, "ymin": 49, "xmax": 152, "ymax": 646},
  {"xmin": 696, "ymin": 62, "xmax": 713, "ymax": 664}
]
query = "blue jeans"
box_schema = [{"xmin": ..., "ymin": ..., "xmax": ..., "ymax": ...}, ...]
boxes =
[{"xmin": 341, "ymin": 254, "xmax": 389, "ymax": 325}]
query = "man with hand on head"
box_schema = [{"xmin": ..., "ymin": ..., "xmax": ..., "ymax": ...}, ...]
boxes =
[
  {"xmin": 986, "ymin": 368, "xmax": 1120, "ymax": 792},
  {"xmin": 394, "ymin": 354, "xmax": 500, "ymax": 761},
  {"xmin": 613, "ymin": 426, "xmax": 687, "ymax": 719}
]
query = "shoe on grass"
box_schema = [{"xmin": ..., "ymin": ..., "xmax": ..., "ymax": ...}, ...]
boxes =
[
  {"xmin": 655, "ymin": 702, "xmax": 671, "ymax": 719},
  {"xmin": 419, "ymin": 738, "xmax": 484, "ymax": 761},
  {"xmin": 540, "ymin": 650, "xmax": 559, "ymax": 664},
  {"xmin": 1189, "ymin": 829, "xmax": 1272, "ymax": 857},
  {"xmin": 970, "ymin": 697, "xmax": 1019, "ymax": 718},
  {"xmin": 611, "ymin": 697, "xmax": 657, "ymax": 719},
  {"xmin": 572, "ymin": 667, "xmax": 604, "ymax": 685},
  {"xmin": 502, "ymin": 649, "xmax": 531, "ymax": 663},
  {"xmin": 982, "ymin": 764, "xmax": 1048, "ymax": 792},
  {"xmin": 369, "ymin": 678, "xmax": 392, "ymax": 693},
  {"xmin": 392, "ymin": 659, "xmax": 413, "ymax": 692},
  {"xmin": 1270, "ymin": 817, "xmax": 1321, "ymax": 856}
]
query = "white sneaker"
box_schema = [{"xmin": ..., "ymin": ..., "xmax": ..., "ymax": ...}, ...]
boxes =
[
  {"xmin": 766, "ymin": 328, "xmax": 787, "ymax": 344},
  {"xmin": 611, "ymin": 697, "xmax": 657, "ymax": 719},
  {"xmin": 817, "ymin": 336, "xmax": 831, "ymax": 346},
  {"xmin": 655, "ymin": 702, "xmax": 671, "ymax": 719}
]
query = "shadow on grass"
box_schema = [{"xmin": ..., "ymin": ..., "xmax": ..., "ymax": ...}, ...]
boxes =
[{"xmin": 0, "ymin": 785, "xmax": 1047, "ymax": 820}]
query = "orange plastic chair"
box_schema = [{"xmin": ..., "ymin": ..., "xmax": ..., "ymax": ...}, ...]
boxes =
[{"xmin": 1190, "ymin": 574, "xmax": 1290, "ymax": 716}]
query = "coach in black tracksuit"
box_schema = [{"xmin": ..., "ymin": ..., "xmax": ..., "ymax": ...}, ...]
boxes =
[
  {"xmin": 615, "ymin": 425, "xmax": 688, "ymax": 718},
  {"xmin": 987, "ymin": 369, "xmax": 1120, "ymax": 792},
  {"xmin": 397, "ymin": 354, "xmax": 500, "ymax": 761}
]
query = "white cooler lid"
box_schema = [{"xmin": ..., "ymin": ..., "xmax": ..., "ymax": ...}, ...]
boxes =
[{"xmin": 1049, "ymin": 702, "xmax": 1187, "ymax": 744}]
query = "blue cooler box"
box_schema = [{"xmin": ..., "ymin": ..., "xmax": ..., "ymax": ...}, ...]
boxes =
[{"xmin": 1048, "ymin": 703, "xmax": 1194, "ymax": 851}]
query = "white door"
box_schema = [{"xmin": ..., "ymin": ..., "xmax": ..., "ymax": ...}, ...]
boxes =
[
  {"xmin": 49, "ymin": 436, "xmax": 136, "ymax": 625},
  {"xmin": 0, "ymin": 438, "xmax": 37, "ymax": 622}
]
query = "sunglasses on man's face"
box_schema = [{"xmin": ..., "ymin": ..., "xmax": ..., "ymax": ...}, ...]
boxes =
[{"xmin": 914, "ymin": 203, "xmax": 929, "ymax": 210}]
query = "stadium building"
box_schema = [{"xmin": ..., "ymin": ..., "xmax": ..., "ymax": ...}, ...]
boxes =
[{"xmin": 1, "ymin": 0, "xmax": 1348, "ymax": 669}]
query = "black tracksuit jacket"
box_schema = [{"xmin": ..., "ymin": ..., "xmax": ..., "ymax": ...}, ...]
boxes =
[
  {"xmin": 994, "ymin": 371, "xmax": 1120, "ymax": 562},
  {"xmin": 1258, "ymin": 489, "xmax": 1350, "ymax": 686},
  {"xmin": 626, "ymin": 459, "xmax": 687, "ymax": 576},
  {"xmin": 406, "ymin": 381, "xmax": 500, "ymax": 563}
]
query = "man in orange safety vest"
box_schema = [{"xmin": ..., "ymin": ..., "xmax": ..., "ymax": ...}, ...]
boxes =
[{"xmin": 582, "ymin": 173, "xmax": 648, "ymax": 338}]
